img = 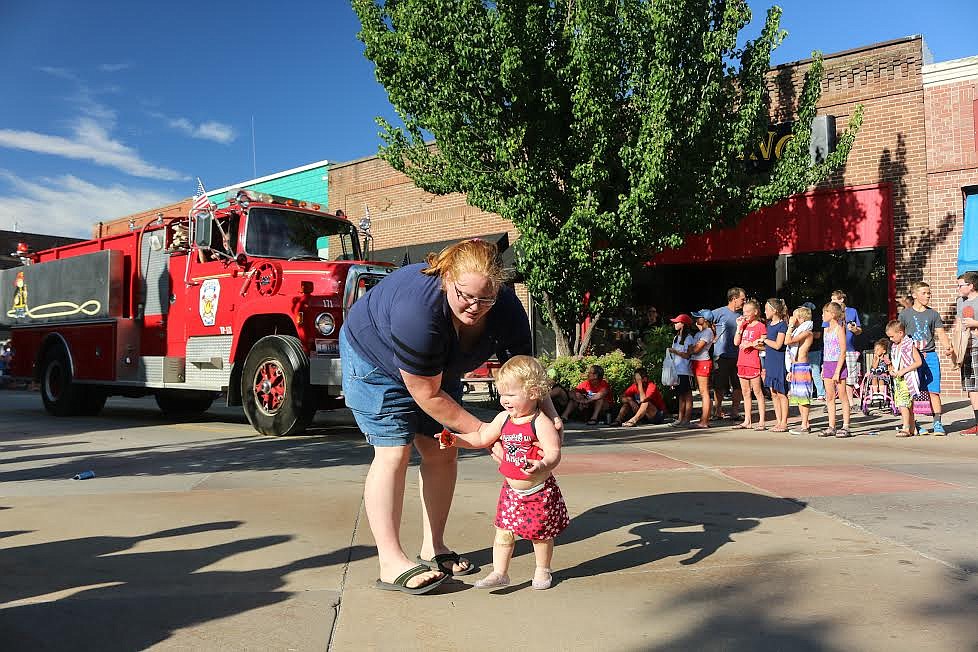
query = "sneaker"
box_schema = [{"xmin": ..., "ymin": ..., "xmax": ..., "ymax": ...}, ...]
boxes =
[
  {"xmin": 916, "ymin": 425, "xmax": 931, "ymax": 436},
  {"xmin": 960, "ymin": 425, "xmax": 978, "ymax": 436},
  {"xmin": 932, "ymin": 421, "xmax": 947, "ymax": 436},
  {"xmin": 788, "ymin": 426, "xmax": 812, "ymax": 435},
  {"xmin": 818, "ymin": 427, "xmax": 836, "ymax": 438}
]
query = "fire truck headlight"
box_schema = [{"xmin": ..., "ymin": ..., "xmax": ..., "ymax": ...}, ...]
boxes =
[{"xmin": 315, "ymin": 312, "xmax": 336, "ymax": 336}]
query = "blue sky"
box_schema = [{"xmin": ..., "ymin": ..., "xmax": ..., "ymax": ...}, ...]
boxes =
[{"xmin": 1, "ymin": 0, "xmax": 976, "ymax": 238}]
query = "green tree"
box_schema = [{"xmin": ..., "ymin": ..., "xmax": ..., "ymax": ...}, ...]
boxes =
[{"xmin": 353, "ymin": 0, "xmax": 862, "ymax": 356}]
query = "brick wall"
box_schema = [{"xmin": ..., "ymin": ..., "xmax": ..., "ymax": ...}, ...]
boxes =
[
  {"xmin": 922, "ymin": 56, "xmax": 978, "ymax": 395},
  {"xmin": 326, "ymin": 155, "xmax": 517, "ymax": 251}
]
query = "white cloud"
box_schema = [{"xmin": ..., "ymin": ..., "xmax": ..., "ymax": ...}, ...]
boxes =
[
  {"xmin": 0, "ymin": 171, "xmax": 182, "ymax": 238},
  {"xmin": 38, "ymin": 66, "xmax": 77, "ymax": 81},
  {"xmin": 0, "ymin": 118, "xmax": 186, "ymax": 181},
  {"xmin": 98, "ymin": 63, "xmax": 131, "ymax": 73},
  {"xmin": 151, "ymin": 113, "xmax": 236, "ymax": 144}
]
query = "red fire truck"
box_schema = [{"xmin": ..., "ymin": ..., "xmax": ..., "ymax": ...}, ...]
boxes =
[{"xmin": 0, "ymin": 190, "xmax": 394, "ymax": 436}]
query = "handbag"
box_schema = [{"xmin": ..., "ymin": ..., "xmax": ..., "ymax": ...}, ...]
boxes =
[
  {"xmin": 912, "ymin": 390, "xmax": 933, "ymax": 416},
  {"xmin": 951, "ymin": 325, "xmax": 971, "ymax": 367},
  {"xmin": 661, "ymin": 350, "xmax": 678, "ymax": 387}
]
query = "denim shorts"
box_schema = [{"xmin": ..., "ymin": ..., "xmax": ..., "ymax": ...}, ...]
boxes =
[{"xmin": 339, "ymin": 329, "xmax": 462, "ymax": 447}]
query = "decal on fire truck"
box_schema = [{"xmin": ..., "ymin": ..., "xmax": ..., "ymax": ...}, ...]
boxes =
[
  {"xmin": 5, "ymin": 269, "xmax": 103, "ymax": 320},
  {"xmin": 199, "ymin": 278, "xmax": 221, "ymax": 326}
]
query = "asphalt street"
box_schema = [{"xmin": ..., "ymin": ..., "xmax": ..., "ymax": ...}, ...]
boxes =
[{"xmin": 1, "ymin": 388, "xmax": 976, "ymax": 651}]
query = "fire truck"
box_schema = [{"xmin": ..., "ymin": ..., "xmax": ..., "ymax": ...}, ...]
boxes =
[{"xmin": 0, "ymin": 190, "xmax": 394, "ymax": 436}]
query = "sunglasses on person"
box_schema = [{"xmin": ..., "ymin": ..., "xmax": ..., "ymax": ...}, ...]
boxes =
[{"xmin": 454, "ymin": 283, "xmax": 497, "ymax": 307}]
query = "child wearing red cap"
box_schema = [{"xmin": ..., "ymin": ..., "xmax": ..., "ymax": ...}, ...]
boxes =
[{"xmin": 668, "ymin": 314, "xmax": 696, "ymax": 426}]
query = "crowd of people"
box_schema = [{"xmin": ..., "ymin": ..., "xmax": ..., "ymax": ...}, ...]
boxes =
[{"xmin": 557, "ymin": 274, "xmax": 978, "ymax": 439}]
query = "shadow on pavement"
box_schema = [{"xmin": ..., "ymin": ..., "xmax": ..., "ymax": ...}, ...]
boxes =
[
  {"xmin": 644, "ymin": 560, "xmax": 843, "ymax": 651},
  {"xmin": 0, "ymin": 432, "xmax": 373, "ymax": 482},
  {"xmin": 0, "ymin": 520, "xmax": 374, "ymax": 650},
  {"xmin": 556, "ymin": 492, "xmax": 806, "ymax": 579}
]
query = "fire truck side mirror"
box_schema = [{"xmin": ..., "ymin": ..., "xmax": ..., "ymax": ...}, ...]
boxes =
[{"xmin": 194, "ymin": 214, "xmax": 213, "ymax": 248}]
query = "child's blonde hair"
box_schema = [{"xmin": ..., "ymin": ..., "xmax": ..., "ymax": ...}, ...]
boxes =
[
  {"xmin": 793, "ymin": 306, "xmax": 812, "ymax": 322},
  {"xmin": 885, "ymin": 319, "xmax": 905, "ymax": 334},
  {"xmin": 744, "ymin": 299, "xmax": 761, "ymax": 316},
  {"xmin": 495, "ymin": 355, "xmax": 552, "ymax": 400},
  {"xmin": 822, "ymin": 301, "xmax": 844, "ymax": 321}
]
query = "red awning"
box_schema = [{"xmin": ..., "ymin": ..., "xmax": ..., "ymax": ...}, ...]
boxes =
[{"xmin": 651, "ymin": 184, "xmax": 891, "ymax": 265}]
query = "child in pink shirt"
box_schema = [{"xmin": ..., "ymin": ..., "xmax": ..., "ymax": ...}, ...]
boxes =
[{"xmin": 734, "ymin": 299, "xmax": 768, "ymax": 430}]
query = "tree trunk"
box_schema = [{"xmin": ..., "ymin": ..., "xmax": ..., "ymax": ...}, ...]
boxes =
[
  {"xmin": 543, "ymin": 291, "xmax": 572, "ymax": 357},
  {"xmin": 575, "ymin": 312, "xmax": 600, "ymax": 357}
]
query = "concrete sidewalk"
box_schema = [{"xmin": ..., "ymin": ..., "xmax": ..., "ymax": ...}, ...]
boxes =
[{"xmin": 0, "ymin": 390, "xmax": 976, "ymax": 650}]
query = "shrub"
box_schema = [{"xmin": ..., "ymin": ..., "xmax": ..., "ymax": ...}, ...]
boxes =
[{"xmin": 539, "ymin": 350, "xmax": 641, "ymax": 400}]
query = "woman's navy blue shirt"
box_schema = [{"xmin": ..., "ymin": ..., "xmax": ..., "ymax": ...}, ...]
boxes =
[{"xmin": 342, "ymin": 263, "xmax": 531, "ymax": 385}]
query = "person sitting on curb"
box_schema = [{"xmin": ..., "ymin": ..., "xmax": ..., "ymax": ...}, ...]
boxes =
[
  {"xmin": 555, "ymin": 364, "xmax": 612, "ymax": 425},
  {"xmin": 611, "ymin": 368, "xmax": 667, "ymax": 427}
]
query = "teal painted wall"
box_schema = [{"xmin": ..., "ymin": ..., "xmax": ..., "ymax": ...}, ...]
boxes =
[{"xmin": 210, "ymin": 164, "xmax": 328, "ymax": 207}]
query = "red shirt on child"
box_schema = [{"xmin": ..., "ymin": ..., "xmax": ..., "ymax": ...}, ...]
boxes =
[
  {"xmin": 623, "ymin": 381, "xmax": 667, "ymax": 412},
  {"xmin": 737, "ymin": 320, "xmax": 766, "ymax": 371},
  {"xmin": 575, "ymin": 378, "xmax": 610, "ymax": 400}
]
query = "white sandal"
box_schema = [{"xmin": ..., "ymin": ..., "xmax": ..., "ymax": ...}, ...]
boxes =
[
  {"xmin": 531, "ymin": 567, "xmax": 553, "ymax": 590},
  {"xmin": 474, "ymin": 571, "xmax": 510, "ymax": 589}
]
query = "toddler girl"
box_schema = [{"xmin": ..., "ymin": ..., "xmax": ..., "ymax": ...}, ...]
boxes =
[
  {"xmin": 440, "ymin": 355, "xmax": 568, "ymax": 590},
  {"xmin": 820, "ymin": 301, "xmax": 852, "ymax": 437},
  {"xmin": 734, "ymin": 300, "xmax": 768, "ymax": 430}
]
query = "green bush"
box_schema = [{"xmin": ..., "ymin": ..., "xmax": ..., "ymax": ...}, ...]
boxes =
[{"xmin": 538, "ymin": 349, "xmax": 641, "ymax": 400}]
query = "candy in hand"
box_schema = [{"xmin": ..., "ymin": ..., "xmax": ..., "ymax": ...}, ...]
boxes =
[{"xmin": 437, "ymin": 428, "xmax": 457, "ymax": 449}]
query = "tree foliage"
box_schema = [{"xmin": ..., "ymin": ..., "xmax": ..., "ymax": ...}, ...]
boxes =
[{"xmin": 353, "ymin": 0, "xmax": 863, "ymax": 355}]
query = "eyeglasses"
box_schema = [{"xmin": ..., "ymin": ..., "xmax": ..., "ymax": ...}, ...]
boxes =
[
  {"xmin": 958, "ymin": 283, "xmax": 971, "ymax": 288},
  {"xmin": 454, "ymin": 284, "xmax": 497, "ymax": 307}
]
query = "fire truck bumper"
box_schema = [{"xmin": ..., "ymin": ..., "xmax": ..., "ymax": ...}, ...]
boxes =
[{"xmin": 309, "ymin": 356, "xmax": 342, "ymax": 389}]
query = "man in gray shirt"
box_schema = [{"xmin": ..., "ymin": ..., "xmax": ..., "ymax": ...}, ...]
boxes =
[
  {"xmin": 955, "ymin": 271, "xmax": 978, "ymax": 435},
  {"xmin": 711, "ymin": 287, "xmax": 746, "ymax": 420}
]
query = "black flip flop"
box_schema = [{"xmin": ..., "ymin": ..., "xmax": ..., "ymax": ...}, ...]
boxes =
[
  {"xmin": 375, "ymin": 564, "xmax": 447, "ymax": 594},
  {"xmin": 416, "ymin": 551, "xmax": 479, "ymax": 576}
]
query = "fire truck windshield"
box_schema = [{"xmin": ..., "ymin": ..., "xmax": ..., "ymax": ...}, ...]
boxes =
[{"xmin": 244, "ymin": 207, "xmax": 361, "ymax": 260}]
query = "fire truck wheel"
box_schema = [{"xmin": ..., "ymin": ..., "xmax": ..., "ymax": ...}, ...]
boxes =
[
  {"xmin": 80, "ymin": 386, "xmax": 108, "ymax": 416},
  {"xmin": 39, "ymin": 346, "xmax": 86, "ymax": 417},
  {"xmin": 241, "ymin": 335, "xmax": 315, "ymax": 437},
  {"xmin": 155, "ymin": 390, "xmax": 216, "ymax": 417}
]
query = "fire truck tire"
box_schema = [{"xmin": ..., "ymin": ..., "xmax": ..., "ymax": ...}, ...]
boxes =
[
  {"xmin": 155, "ymin": 390, "xmax": 216, "ymax": 417},
  {"xmin": 80, "ymin": 386, "xmax": 108, "ymax": 416},
  {"xmin": 39, "ymin": 346, "xmax": 86, "ymax": 417},
  {"xmin": 241, "ymin": 335, "xmax": 315, "ymax": 436}
]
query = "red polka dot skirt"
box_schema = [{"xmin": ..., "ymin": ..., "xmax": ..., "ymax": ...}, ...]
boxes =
[{"xmin": 494, "ymin": 475, "xmax": 569, "ymax": 541}]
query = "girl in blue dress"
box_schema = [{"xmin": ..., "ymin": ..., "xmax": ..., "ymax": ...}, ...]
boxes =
[{"xmin": 761, "ymin": 298, "xmax": 789, "ymax": 432}]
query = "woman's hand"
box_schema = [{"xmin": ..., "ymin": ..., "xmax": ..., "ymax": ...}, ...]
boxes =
[
  {"xmin": 552, "ymin": 415, "xmax": 564, "ymax": 437},
  {"xmin": 489, "ymin": 440, "xmax": 505, "ymax": 464}
]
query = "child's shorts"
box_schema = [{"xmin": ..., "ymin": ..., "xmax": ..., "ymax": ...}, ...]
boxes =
[
  {"xmin": 892, "ymin": 376, "xmax": 912, "ymax": 408},
  {"xmin": 737, "ymin": 365, "xmax": 761, "ymax": 380},
  {"xmin": 494, "ymin": 475, "xmax": 569, "ymax": 541},
  {"xmin": 919, "ymin": 351, "xmax": 942, "ymax": 393},
  {"xmin": 789, "ymin": 363, "xmax": 813, "ymax": 405},
  {"xmin": 821, "ymin": 360, "xmax": 848, "ymax": 381},
  {"xmin": 691, "ymin": 359, "xmax": 713, "ymax": 377},
  {"xmin": 677, "ymin": 374, "xmax": 694, "ymax": 394}
]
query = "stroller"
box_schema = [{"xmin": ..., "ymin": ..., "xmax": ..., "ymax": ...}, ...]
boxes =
[{"xmin": 859, "ymin": 363, "xmax": 898, "ymax": 416}]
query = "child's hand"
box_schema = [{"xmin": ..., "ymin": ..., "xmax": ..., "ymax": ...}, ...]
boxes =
[
  {"xmin": 437, "ymin": 428, "xmax": 457, "ymax": 449},
  {"xmin": 788, "ymin": 315, "xmax": 798, "ymax": 327},
  {"xmin": 735, "ymin": 316, "xmax": 745, "ymax": 327},
  {"xmin": 522, "ymin": 458, "xmax": 547, "ymax": 475}
]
